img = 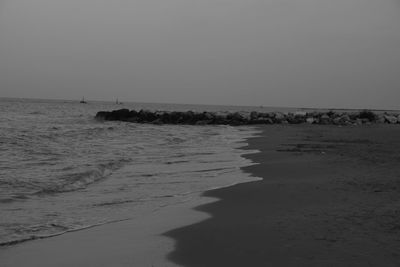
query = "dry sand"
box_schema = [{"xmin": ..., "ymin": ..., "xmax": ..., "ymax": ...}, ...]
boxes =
[
  {"xmin": 166, "ymin": 124, "xmax": 400, "ymax": 267},
  {"xmin": 1, "ymin": 124, "xmax": 400, "ymax": 267}
]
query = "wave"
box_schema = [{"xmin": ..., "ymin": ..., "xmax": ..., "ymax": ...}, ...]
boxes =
[
  {"xmin": 0, "ymin": 218, "xmax": 130, "ymax": 247},
  {"xmin": 35, "ymin": 158, "xmax": 131, "ymax": 195},
  {"xmin": 1, "ymin": 158, "xmax": 130, "ymax": 203}
]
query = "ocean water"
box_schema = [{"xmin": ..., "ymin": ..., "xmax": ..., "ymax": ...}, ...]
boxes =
[{"xmin": 0, "ymin": 98, "xmax": 271, "ymax": 246}]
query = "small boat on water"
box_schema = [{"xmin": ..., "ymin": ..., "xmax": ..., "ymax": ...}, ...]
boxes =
[
  {"xmin": 80, "ymin": 97, "xmax": 87, "ymax": 104},
  {"xmin": 116, "ymin": 98, "xmax": 123, "ymax": 105}
]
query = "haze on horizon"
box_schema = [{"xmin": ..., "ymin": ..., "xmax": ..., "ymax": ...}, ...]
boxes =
[{"xmin": 0, "ymin": 0, "xmax": 399, "ymax": 110}]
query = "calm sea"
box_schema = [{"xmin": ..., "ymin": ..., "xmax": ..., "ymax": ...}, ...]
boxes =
[{"xmin": 0, "ymin": 98, "xmax": 282, "ymax": 246}]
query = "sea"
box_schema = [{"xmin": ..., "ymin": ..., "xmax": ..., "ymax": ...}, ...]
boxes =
[{"xmin": 0, "ymin": 97, "xmax": 296, "ymax": 246}]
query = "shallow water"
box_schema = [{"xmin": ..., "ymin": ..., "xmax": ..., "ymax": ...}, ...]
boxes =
[{"xmin": 0, "ymin": 98, "xmax": 268, "ymax": 245}]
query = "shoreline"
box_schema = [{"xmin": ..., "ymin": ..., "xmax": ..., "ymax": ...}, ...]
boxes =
[
  {"xmin": 2, "ymin": 124, "xmax": 400, "ymax": 266},
  {"xmin": 0, "ymin": 126, "xmax": 260, "ymax": 267},
  {"xmin": 166, "ymin": 124, "xmax": 400, "ymax": 266},
  {"xmin": 0, "ymin": 192, "xmax": 218, "ymax": 267}
]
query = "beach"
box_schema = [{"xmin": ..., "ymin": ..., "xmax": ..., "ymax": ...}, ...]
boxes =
[
  {"xmin": 1, "ymin": 124, "xmax": 400, "ymax": 266},
  {"xmin": 1, "ymin": 0, "xmax": 399, "ymax": 264},
  {"xmin": 0, "ymin": 193, "xmax": 216, "ymax": 267},
  {"xmin": 167, "ymin": 124, "xmax": 400, "ymax": 266}
]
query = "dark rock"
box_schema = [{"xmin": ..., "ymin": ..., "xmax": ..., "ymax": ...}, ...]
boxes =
[
  {"xmin": 109, "ymin": 109, "xmax": 130, "ymax": 120},
  {"xmin": 227, "ymin": 112, "xmax": 246, "ymax": 125},
  {"xmin": 138, "ymin": 109, "xmax": 157, "ymax": 122},
  {"xmin": 361, "ymin": 118, "xmax": 370, "ymax": 124},
  {"xmin": 288, "ymin": 112, "xmax": 306, "ymax": 124},
  {"xmin": 126, "ymin": 117, "xmax": 138, "ymax": 123},
  {"xmin": 250, "ymin": 111, "xmax": 259, "ymax": 120},
  {"xmin": 355, "ymin": 118, "xmax": 363, "ymax": 125},
  {"xmin": 359, "ymin": 110, "xmax": 376, "ymax": 121},
  {"xmin": 254, "ymin": 117, "xmax": 273, "ymax": 124},
  {"xmin": 319, "ymin": 114, "xmax": 331, "ymax": 124},
  {"xmin": 272, "ymin": 112, "xmax": 286, "ymax": 123},
  {"xmin": 326, "ymin": 110, "xmax": 336, "ymax": 117},
  {"xmin": 95, "ymin": 109, "xmax": 395, "ymax": 126},
  {"xmin": 95, "ymin": 111, "xmax": 109, "ymax": 120},
  {"xmin": 376, "ymin": 114, "xmax": 386, "ymax": 123},
  {"xmin": 195, "ymin": 120, "xmax": 211, "ymax": 125},
  {"xmin": 151, "ymin": 118, "xmax": 164, "ymax": 125},
  {"xmin": 332, "ymin": 117, "xmax": 341, "ymax": 125},
  {"xmin": 384, "ymin": 115, "xmax": 397, "ymax": 124},
  {"xmin": 349, "ymin": 113, "xmax": 359, "ymax": 121}
]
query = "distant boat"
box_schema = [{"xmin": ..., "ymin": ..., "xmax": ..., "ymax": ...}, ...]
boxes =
[
  {"xmin": 80, "ymin": 97, "xmax": 87, "ymax": 104},
  {"xmin": 116, "ymin": 98, "xmax": 123, "ymax": 105}
]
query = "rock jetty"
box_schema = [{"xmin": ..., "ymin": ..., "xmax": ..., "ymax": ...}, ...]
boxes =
[{"xmin": 95, "ymin": 109, "xmax": 400, "ymax": 126}]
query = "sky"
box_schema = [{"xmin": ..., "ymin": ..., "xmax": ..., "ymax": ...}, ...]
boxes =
[{"xmin": 0, "ymin": 0, "xmax": 399, "ymax": 109}]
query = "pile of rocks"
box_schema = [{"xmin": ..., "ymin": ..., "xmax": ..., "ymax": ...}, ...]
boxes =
[{"xmin": 95, "ymin": 109, "xmax": 400, "ymax": 126}]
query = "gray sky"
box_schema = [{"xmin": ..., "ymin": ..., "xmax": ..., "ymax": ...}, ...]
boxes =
[{"xmin": 0, "ymin": 0, "xmax": 399, "ymax": 109}]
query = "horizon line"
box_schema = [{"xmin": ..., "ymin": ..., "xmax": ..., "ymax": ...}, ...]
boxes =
[{"xmin": 0, "ymin": 96, "xmax": 399, "ymax": 113}]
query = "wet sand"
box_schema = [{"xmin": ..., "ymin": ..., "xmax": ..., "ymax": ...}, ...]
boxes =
[
  {"xmin": 166, "ymin": 124, "xmax": 400, "ymax": 266},
  {"xmin": 0, "ymin": 193, "xmax": 218, "ymax": 267}
]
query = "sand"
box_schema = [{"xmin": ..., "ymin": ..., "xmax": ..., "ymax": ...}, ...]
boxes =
[
  {"xmin": 0, "ymin": 194, "xmax": 218, "ymax": 267},
  {"xmin": 2, "ymin": 124, "xmax": 400, "ymax": 267},
  {"xmin": 166, "ymin": 124, "xmax": 400, "ymax": 266}
]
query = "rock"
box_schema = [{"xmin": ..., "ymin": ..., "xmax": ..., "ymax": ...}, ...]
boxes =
[
  {"xmin": 250, "ymin": 111, "xmax": 260, "ymax": 120},
  {"xmin": 195, "ymin": 120, "xmax": 211, "ymax": 125},
  {"xmin": 216, "ymin": 114, "xmax": 229, "ymax": 124},
  {"xmin": 355, "ymin": 119, "xmax": 363, "ymax": 125},
  {"xmin": 359, "ymin": 110, "xmax": 376, "ymax": 121},
  {"xmin": 95, "ymin": 111, "xmax": 108, "ymax": 119},
  {"xmin": 274, "ymin": 112, "xmax": 285, "ymax": 120},
  {"xmin": 273, "ymin": 112, "xmax": 286, "ymax": 123},
  {"xmin": 264, "ymin": 118, "xmax": 274, "ymax": 124},
  {"xmin": 203, "ymin": 112, "xmax": 215, "ymax": 121},
  {"xmin": 294, "ymin": 111, "xmax": 307, "ymax": 117},
  {"xmin": 319, "ymin": 114, "xmax": 331, "ymax": 124},
  {"xmin": 110, "ymin": 109, "xmax": 130, "ymax": 120},
  {"xmin": 349, "ymin": 113, "xmax": 359, "ymax": 121},
  {"xmin": 332, "ymin": 117, "xmax": 342, "ymax": 125},
  {"xmin": 384, "ymin": 115, "xmax": 397, "ymax": 124},
  {"xmin": 95, "ymin": 109, "xmax": 387, "ymax": 126},
  {"xmin": 287, "ymin": 113, "xmax": 305, "ymax": 124},
  {"xmin": 361, "ymin": 118, "xmax": 370, "ymax": 124},
  {"xmin": 151, "ymin": 118, "xmax": 164, "ymax": 125},
  {"xmin": 126, "ymin": 117, "xmax": 138, "ymax": 123},
  {"xmin": 258, "ymin": 112, "xmax": 271, "ymax": 118},
  {"xmin": 332, "ymin": 114, "xmax": 351, "ymax": 125},
  {"xmin": 169, "ymin": 112, "xmax": 182, "ymax": 123},
  {"xmin": 340, "ymin": 114, "xmax": 350, "ymax": 122},
  {"xmin": 376, "ymin": 114, "xmax": 386, "ymax": 123},
  {"xmin": 306, "ymin": 117, "xmax": 315, "ymax": 124},
  {"xmin": 138, "ymin": 109, "xmax": 156, "ymax": 122},
  {"xmin": 227, "ymin": 112, "xmax": 246, "ymax": 125},
  {"xmin": 129, "ymin": 110, "xmax": 138, "ymax": 117},
  {"xmin": 326, "ymin": 111, "xmax": 336, "ymax": 118},
  {"xmin": 252, "ymin": 117, "xmax": 273, "ymax": 124}
]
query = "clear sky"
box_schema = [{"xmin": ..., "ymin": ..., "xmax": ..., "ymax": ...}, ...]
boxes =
[{"xmin": 0, "ymin": 0, "xmax": 399, "ymax": 109}]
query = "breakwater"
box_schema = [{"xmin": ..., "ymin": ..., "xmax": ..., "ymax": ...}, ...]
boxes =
[{"xmin": 96, "ymin": 109, "xmax": 400, "ymax": 126}]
